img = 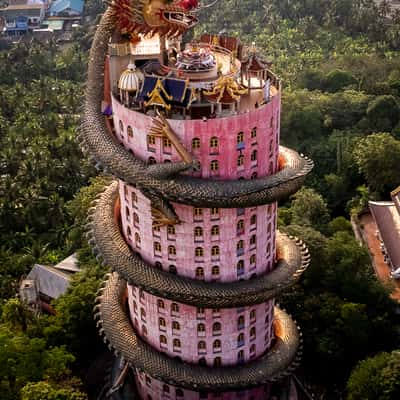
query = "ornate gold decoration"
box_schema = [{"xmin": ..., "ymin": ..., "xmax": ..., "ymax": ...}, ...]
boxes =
[{"xmin": 204, "ymin": 76, "xmax": 248, "ymax": 102}]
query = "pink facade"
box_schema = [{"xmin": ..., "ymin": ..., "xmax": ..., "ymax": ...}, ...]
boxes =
[
  {"xmin": 128, "ymin": 284, "xmax": 274, "ymax": 365},
  {"xmin": 119, "ymin": 184, "xmax": 277, "ymax": 281},
  {"xmin": 109, "ymin": 35, "xmax": 285, "ymax": 399},
  {"xmin": 134, "ymin": 371, "xmax": 270, "ymax": 400},
  {"xmin": 111, "ymin": 93, "xmax": 281, "ymax": 180}
]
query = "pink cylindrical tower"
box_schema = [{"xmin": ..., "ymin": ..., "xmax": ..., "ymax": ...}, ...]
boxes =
[{"xmin": 83, "ymin": 3, "xmax": 313, "ymax": 400}]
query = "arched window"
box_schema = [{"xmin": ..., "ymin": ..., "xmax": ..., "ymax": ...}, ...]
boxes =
[
  {"xmin": 195, "ymin": 267, "xmax": 205, "ymax": 279},
  {"xmin": 250, "ymin": 344, "xmax": 256, "ymax": 353},
  {"xmin": 127, "ymin": 126, "xmax": 133, "ymax": 138},
  {"xmin": 251, "ymin": 149, "xmax": 257, "ymax": 161},
  {"xmin": 237, "ymin": 260, "xmax": 245, "ymax": 275},
  {"xmin": 269, "ymin": 160, "xmax": 274, "ymax": 173},
  {"xmin": 213, "ymin": 339, "xmax": 221, "ymax": 350},
  {"xmin": 142, "ymin": 325, "xmax": 147, "ymax": 336},
  {"xmin": 147, "ymin": 134, "xmax": 156, "ymax": 146},
  {"xmin": 172, "ymin": 321, "xmax": 180, "ymax": 330},
  {"xmin": 197, "ymin": 323, "xmax": 206, "ymax": 333},
  {"xmin": 211, "ymin": 266, "xmax": 220, "ymax": 276},
  {"xmin": 155, "ymin": 261, "xmax": 162, "ymax": 270},
  {"xmin": 119, "ymin": 120, "xmax": 124, "ymax": 133},
  {"xmin": 238, "ymin": 315, "xmax": 245, "ymax": 330},
  {"xmin": 195, "ymin": 247, "xmax": 204, "ymax": 257},
  {"xmin": 169, "ymin": 265, "xmax": 177, "ymax": 274},
  {"xmin": 250, "ymin": 254, "xmax": 256, "ymax": 265},
  {"xmin": 237, "ymin": 131, "xmax": 244, "ymax": 144},
  {"xmin": 199, "ymin": 357, "xmax": 207, "ymax": 366},
  {"xmin": 198, "ymin": 341, "xmax": 206, "ymax": 349},
  {"xmin": 157, "ymin": 299, "xmax": 164, "ymax": 309},
  {"xmin": 211, "ymin": 246, "xmax": 220, "ymax": 256},
  {"xmin": 250, "ymin": 326, "xmax": 256, "ymax": 339},
  {"xmin": 173, "ymin": 338, "xmax": 181, "ymax": 348},
  {"xmin": 251, "ymin": 127, "xmax": 257, "ymax": 138},
  {"xmin": 154, "ymin": 242, "xmax": 161, "ymax": 252},
  {"xmin": 131, "ymin": 192, "xmax": 137, "ymax": 204},
  {"xmin": 140, "ymin": 308, "xmax": 146, "ymax": 320},
  {"xmin": 135, "ymin": 232, "xmax": 141, "ymax": 245},
  {"xmin": 210, "ymin": 136, "xmax": 219, "ymax": 148},
  {"xmin": 194, "ymin": 226, "xmax": 203, "ymax": 237},
  {"xmin": 192, "ymin": 137, "xmax": 201, "ymax": 150},
  {"xmin": 210, "ymin": 160, "xmax": 219, "ymax": 172},
  {"xmin": 214, "ymin": 357, "xmax": 222, "ymax": 367},
  {"xmin": 148, "ymin": 156, "xmax": 157, "ymax": 165},
  {"xmin": 133, "ymin": 212, "xmax": 139, "ymax": 226},
  {"xmin": 211, "ymin": 208, "xmax": 219, "ymax": 218},
  {"xmin": 171, "ymin": 303, "xmax": 179, "ymax": 313},
  {"xmin": 193, "ymin": 207, "xmax": 203, "ymax": 217},
  {"xmin": 211, "ymin": 225, "xmax": 219, "ymax": 236},
  {"xmin": 167, "ymin": 225, "xmax": 175, "ymax": 235},
  {"xmin": 213, "ymin": 322, "xmax": 221, "ymax": 334},
  {"xmin": 250, "ymin": 214, "xmax": 257, "ymax": 225},
  {"xmin": 251, "ymin": 172, "xmax": 257, "ymax": 180},
  {"xmin": 237, "ymin": 240, "xmax": 244, "ymax": 250},
  {"xmin": 168, "ymin": 245, "xmax": 176, "ymax": 255},
  {"xmin": 159, "ymin": 317, "xmax": 166, "ymax": 327},
  {"xmin": 125, "ymin": 206, "xmax": 130, "ymax": 218},
  {"xmin": 237, "ymin": 154, "xmax": 244, "ymax": 167},
  {"xmin": 266, "ymin": 242, "xmax": 271, "ymax": 255},
  {"xmin": 127, "ymin": 226, "xmax": 132, "ymax": 237},
  {"xmin": 237, "ymin": 219, "xmax": 244, "ymax": 233},
  {"xmin": 163, "ymin": 384, "xmax": 170, "ymax": 393},
  {"xmin": 163, "ymin": 137, "xmax": 172, "ymax": 147},
  {"xmin": 238, "ymin": 350, "xmax": 244, "ymax": 362},
  {"xmin": 237, "ymin": 333, "xmax": 245, "ymax": 347},
  {"xmin": 250, "ymin": 235, "xmax": 256, "ymax": 246},
  {"xmin": 160, "ymin": 335, "xmax": 167, "ymax": 344},
  {"xmin": 250, "ymin": 309, "xmax": 256, "ymax": 320}
]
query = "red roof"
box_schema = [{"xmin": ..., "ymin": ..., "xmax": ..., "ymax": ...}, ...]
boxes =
[{"xmin": 369, "ymin": 200, "xmax": 400, "ymax": 269}]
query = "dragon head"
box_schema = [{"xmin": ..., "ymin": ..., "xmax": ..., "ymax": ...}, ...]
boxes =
[{"xmin": 110, "ymin": 0, "xmax": 199, "ymax": 37}]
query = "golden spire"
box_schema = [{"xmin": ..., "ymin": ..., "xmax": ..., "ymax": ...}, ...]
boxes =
[{"xmin": 204, "ymin": 75, "xmax": 248, "ymax": 102}]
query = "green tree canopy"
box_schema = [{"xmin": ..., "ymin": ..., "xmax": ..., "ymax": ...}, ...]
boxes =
[
  {"xmin": 347, "ymin": 351, "xmax": 400, "ymax": 400},
  {"xmin": 353, "ymin": 133, "xmax": 400, "ymax": 194}
]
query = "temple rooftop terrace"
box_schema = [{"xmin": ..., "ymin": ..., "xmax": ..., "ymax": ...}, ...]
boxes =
[{"xmin": 108, "ymin": 34, "xmax": 279, "ymax": 120}]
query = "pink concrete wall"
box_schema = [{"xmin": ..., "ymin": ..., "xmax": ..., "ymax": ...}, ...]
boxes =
[
  {"xmin": 111, "ymin": 93, "xmax": 280, "ymax": 180},
  {"xmin": 128, "ymin": 284, "xmax": 274, "ymax": 365},
  {"xmin": 119, "ymin": 183, "xmax": 277, "ymax": 281},
  {"xmin": 134, "ymin": 370, "xmax": 271, "ymax": 400}
]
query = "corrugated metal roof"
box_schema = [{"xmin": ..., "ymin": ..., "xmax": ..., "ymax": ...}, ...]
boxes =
[
  {"xmin": 27, "ymin": 264, "xmax": 72, "ymax": 299},
  {"xmin": 50, "ymin": 0, "xmax": 84, "ymax": 14},
  {"xmin": 369, "ymin": 200, "xmax": 400, "ymax": 269}
]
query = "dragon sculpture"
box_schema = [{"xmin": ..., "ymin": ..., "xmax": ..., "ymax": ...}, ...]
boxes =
[
  {"xmin": 80, "ymin": 1, "xmax": 313, "ymax": 390},
  {"xmin": 79, "ymin": 1, "xmax": 313, "ymax": 211}
]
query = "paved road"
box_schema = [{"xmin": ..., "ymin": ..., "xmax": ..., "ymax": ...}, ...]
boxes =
[{"xmin": 359, "ymin": 212, "xmax": 400, "ymax": 301}]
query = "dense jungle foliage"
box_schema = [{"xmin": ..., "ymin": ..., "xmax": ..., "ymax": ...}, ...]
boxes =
[{"xmin": 0, "ymin": 0, "xmax": 400, "ymax": 398}]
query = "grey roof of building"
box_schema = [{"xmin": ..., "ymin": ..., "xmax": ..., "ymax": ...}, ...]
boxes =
[
  {"xmin": 27, "ymin": 264, "xmax": 72, "ymax": 299},
  {"xmin": 53, "ymin": 253, "xmax": 80, "ymax": 273},
  {"xmin": 369, "ymin": 200, "xmax": 400, "ymax": 269}
]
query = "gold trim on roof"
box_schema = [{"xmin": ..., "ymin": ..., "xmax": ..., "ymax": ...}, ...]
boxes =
[
  {"xmin": 144, "ymin": 79, "xmax": 172, "ymax": 110},
  {"xmin": 204, "ymin": 76, "xmax": 248, "ymax": 102}
]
